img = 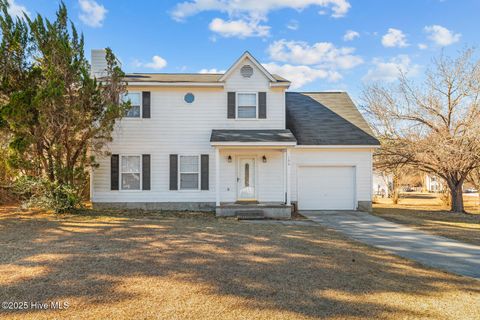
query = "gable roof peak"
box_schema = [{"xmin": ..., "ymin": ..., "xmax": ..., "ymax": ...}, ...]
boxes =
[{"xmin": 219, "ymin": 51, "xmax": 277, "ymax": 82}]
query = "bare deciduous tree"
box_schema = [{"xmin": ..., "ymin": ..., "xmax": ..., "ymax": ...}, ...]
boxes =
[
  {"xmin": 363, "ymin": 49, "xmax": 480, "ymax": 213},
  {"xmin": 467, "ymin": 169, "xmax": 480, "ymax": 207},
  {"xmin": 373, "ymin": 138, "xmax": 412, "ymax": 204}
]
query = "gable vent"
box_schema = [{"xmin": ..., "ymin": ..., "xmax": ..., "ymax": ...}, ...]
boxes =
[{"xmin": 240, "ymin": 65, "xmax": 253, "ymax": 78}]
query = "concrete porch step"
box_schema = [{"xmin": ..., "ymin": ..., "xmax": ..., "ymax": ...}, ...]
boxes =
[
  {"xmin": 235, "ymin": 210, "xmax": 265, "ymax": 220},
  {"xmin": 216, "ymin": 203, "xmax": 292, "ymax": 219}
]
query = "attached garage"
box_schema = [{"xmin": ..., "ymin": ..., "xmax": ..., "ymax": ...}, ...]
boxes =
[
  {"xmin": 286, "ymin": 92, "xmax": 381, "ymax": 212},
  {"xmin": 297, "ymin": 166, "xmax": 356, "ymax": 210}
]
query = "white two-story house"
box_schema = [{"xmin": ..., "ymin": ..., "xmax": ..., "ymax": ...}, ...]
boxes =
[{"xmin": 90, "ymin": 50, "xmax": 380, "ymax": 218}]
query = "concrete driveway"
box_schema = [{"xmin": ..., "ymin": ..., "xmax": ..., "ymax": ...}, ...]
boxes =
[{"xmin": 301, "ymin": 210, "xmax": 480, "ymax": 279}]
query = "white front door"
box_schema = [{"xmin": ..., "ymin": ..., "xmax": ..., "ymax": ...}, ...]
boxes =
[{"xmin": 238, "ymin": 158, "xmax": 256, "ymax": 201}]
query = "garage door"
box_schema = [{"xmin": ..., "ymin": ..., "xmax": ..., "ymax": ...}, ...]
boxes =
[{"xmin": 297, "ymin": 166, "xmax": 355, "ymax": 210}]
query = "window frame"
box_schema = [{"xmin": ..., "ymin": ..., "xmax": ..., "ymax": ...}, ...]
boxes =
[
  {"xmin": 122, "ymin": 91, "xmax": 142, "ymax": 119},
  {"xmin": 178, "ymin": 155, "xmax": 201, "ymax": 191},
  {"xmin": 119, "ymin": 154, "xmax": 142, "ymax": 191},
  {"xmin": 236, "ymin": 92, "xmax": 258, "ymax": 120}
]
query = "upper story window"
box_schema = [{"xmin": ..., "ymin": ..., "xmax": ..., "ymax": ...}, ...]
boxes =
[
  {"xmin": 237, "ymin": 93, "xmax": 257, "ymax": 119},
  {"xmin": 123, "ymin": 92, "xmax": 141, "ymax": 118}
]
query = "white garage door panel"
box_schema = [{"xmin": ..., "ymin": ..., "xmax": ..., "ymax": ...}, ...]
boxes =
[{"xmin": 298, "ymin": 166, "xmax": 355, "ymax": 210}]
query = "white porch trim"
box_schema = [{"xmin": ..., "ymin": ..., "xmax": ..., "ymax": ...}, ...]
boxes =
[
  {"xmin": 286, "ymin": 148, "xmax": 291, "ymax": 205},
  {"xmin": 215, "ymin": 148, "xmax": 220, "ymax": 206}
]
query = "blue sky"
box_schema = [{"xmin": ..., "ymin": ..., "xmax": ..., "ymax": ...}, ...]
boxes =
[{"xmin": 6, "ymin": 0, "xmax": 480, "ymax": 100}]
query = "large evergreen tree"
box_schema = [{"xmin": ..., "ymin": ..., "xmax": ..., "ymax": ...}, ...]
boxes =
[{"xmin": 0, "ymin": 1, "xmax": 128, "ymax": 211}]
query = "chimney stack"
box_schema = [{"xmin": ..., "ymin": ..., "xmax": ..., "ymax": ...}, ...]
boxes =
[{"xmin": 91, "ymin": 49, "xmax": 108, "ymax": 78}]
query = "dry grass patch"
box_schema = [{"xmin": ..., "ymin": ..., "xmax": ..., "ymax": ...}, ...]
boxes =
[
  {"xmin": 0, "ymin": 205, "xmax": 479, "ymax": 319},
  {"xmin": 373, "ymin": 193, "xmax": 480, "ymax": 246}
]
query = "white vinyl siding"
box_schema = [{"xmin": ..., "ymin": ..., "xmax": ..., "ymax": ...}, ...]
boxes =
[
  {"xmin": 120, "ymin": 155, "xmax": 141, "ymax": 190},
  {"xmin": 92, "ymin": 57, "xmax": 288, "ymax": 203},
  {"xmin": 179, "ymin": 156, "xmax": 199, "ymax": 190}
]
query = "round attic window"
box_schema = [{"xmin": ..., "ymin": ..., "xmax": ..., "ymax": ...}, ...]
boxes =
[
  {"xmin": 240, "ymin": 65, "xmax": 253, "ymax": 78},
  {"xmin": 184, "ymin": 93, "xmax": 195, "ymax": 103}
]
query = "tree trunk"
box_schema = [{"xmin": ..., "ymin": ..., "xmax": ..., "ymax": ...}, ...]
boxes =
[
  {"xmin": 448, "ymin": 181, "xmax": 464, "ymax": 213},
  {"xmin": 421, "ymin": 173, "xmax": 427, "ymax": 193},
  {"xmin": 392, "ymin": 174, "xmax": 400, "ymax": 204}
]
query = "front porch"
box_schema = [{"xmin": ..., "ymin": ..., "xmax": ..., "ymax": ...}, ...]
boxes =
[{"xmin": 210, "ymin": 129, "xmax": 297, "ymax": 219}]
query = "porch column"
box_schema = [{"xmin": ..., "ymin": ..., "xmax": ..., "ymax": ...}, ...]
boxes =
[
  {"xmin": 283, "ymin": 149, "xmax": 287, "ymax": 204},
  {"xmin": 286, "ymin": 148, "xmax": 291, "ymax": 205},
  {"xmin": 215, "ymin": 147, "xmax": 220, "ymax": 206}
]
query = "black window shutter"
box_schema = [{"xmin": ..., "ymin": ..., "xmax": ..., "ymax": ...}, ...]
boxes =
[
  {"xmin": 111, "ymin": 154, "xmax": 119, "ymax": 190},
  {"xmin": 259, "ymin": 92, "xmax": 267, "ymax": 119},
  {"xmin": 169, "ymin": 154, "xmax": 178, "ymax": 190},
  {"xmin": 142, "ymin": 154, "xmax": 151, "ymax": 190},
  {"xmin": 201, "ymin": 154, "xmax": 209, "ymax": 190},
  {"xmin": 227, "ymin": 92, "xmax": 236, "ymax": 119},
  {"xmin": 142, "ymin": 91, "xmax": 151, "ymax": 118}
]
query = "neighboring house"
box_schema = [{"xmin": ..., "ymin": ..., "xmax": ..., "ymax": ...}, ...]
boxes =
[
  {"xmin": 90, "ymin": 50, "xmax": 380, "ymax": 218},
  {"xmin": 425, "ymin": 174, "xmax": 445, "ymax": 192},
  {"xmin": 373, "ymin": 172, "xmax": 392, "ymax": 198}
]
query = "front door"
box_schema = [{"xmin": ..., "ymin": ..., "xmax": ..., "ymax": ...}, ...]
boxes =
[{"xmin": 238, "ymin": 158, "xmax": 256, "ymax": 201}]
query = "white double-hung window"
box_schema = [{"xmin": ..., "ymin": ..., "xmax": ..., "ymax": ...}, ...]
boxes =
[
  {"xmin": 121, "ymin": 156, "xmax": 141, "ymax": 190},
  {"xmin": 179, "ymin": 156, "xmax": 199, "ymax": 190},
  {"xmin": 237, "ymin": 93, "xmax": 257, "ymax": 119},
  {"xmin": 122, "ymin": 92, "xmax": 141, "ymax": 118}
]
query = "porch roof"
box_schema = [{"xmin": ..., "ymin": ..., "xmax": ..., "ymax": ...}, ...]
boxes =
[{"xmin": 210, "ymin": 129, "xmax": 297, "ymax": 146}]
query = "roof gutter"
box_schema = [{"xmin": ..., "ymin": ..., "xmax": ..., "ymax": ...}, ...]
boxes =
[
  {"xmin": 270, "ymin": 82, "xmax": 291, "ymax": 88},
  {"xmin": 126, "ymin": 82, "xmax": 224, "ymax": 87},
  {"xmin": 295, "ymin": 145, "xmax": 380, "ymax": 149},
  {"xmin": 211, "ymin": 141, "xmax": 297, "ymax": 147}
]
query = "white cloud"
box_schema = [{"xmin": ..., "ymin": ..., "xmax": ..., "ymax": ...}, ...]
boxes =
[
  {"xmin": 6, "ymin": 0, "xmax": 30, "ymax": 18},
  {"xmin": 343, "ymin": 30, "xmax": 359, "ymax": 41},
  {"xmin": 267, "ymin": 39, "xmax": 363, "ymax": 69},
  {"xmin": 363, "ymin": 55, "xmax": 420, "ymax": 83},
  {"xmin": 381, "ymin": 28, "xmax": 408, "ymax": 48},
  {"xmin": 424, "ymin": 25, "xmax": 461, "ymax": 46},
  {"xmin": 209, "ymin": 18, "xmax": 270, "ymax": 38},
  {"xmin": 286, "ymin": 20, "xmax": 299, "ymax": 30},
  {"xmin": 133, "ymin": 55, "xmax": 167, "ymax": 70},
  {"xmin": 171, "ymin": 0, "xmax": 351, "ymax": 21},
  {"xmin": 263, "ymin": 62, "xmax": 341, "ymax": 89},
  {"xmin": 171, "ymin": 0, "xmax": 350, "ymax": 38},
  {"xmin": 199, "ymin": 68, "xmax": 226, "ymax": 73},
  {"xmin": 78, "ymin": 0, "xmax": 107, "ymax": 28},
  {"xmin": 418, "ymin": 43, "xmax": 428, "ymax": 50}
]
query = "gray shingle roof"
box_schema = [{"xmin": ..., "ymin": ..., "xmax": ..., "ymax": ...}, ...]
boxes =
[
  {"xmin": 286, "ymin": 92, "xmax": 380, "ymax": 146},
  {"xmin": 125, "ymin": 73, "xmax": 289, "ymax": 83},
  {"xmin": 211, "ymin": 129, "xmax": 297, "ymax": 143}
]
